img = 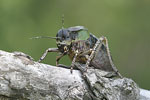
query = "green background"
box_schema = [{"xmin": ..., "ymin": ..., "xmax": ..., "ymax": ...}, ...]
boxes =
[{"xmin": 0, "ymin": 0, "xmax": 150, "ymax": 89}]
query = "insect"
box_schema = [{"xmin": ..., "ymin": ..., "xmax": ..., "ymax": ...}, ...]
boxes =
[
  {"xmin": 38, "ymin": 26, "xmax": 96, "ymax": 68},
  {"xmin": 36, "ymin": 26, "xmax": 122, "ymax": 77}
]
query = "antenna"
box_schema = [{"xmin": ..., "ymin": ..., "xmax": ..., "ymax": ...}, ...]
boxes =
[
  {"xmin": 62, "ymin": 14, "xmax": 65, "ymax": 29},
  {"xmin": 30, "ymin": 36, "xmax": 60, "ymax": 39}
]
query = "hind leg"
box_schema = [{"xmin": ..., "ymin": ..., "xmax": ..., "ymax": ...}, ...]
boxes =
[{"xmin": 84, "ymin": 37, "xmax": 104, "ymax": 72}]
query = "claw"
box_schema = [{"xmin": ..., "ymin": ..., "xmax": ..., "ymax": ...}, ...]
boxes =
[
  {"xmin": 70, "ymin": 65, "xmax": 73, "ymax": 74},
  {"xmin": 38, "ymin": 59, "xmax": 41, "ymax": 63},
  {"xmin": 56, "ymin": 62, "xmax": 58, "ymax": 67},
  {"xmin": 70, "ymin": 69, "xmax": 73, "ymax": 74},
  {"xmin": 82, "ymin": 72, "xmax": 86, "ymax": 78}
]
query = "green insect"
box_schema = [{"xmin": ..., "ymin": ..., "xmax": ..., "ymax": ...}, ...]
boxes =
[{"xmin": 36, "ymin": 26, "xmax": 121, "ymax": 77}]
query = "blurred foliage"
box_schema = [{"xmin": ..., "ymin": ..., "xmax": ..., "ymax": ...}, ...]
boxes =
[{"xmin": 0, "ymin": 0, "xmax": 150, "ymax": 89}]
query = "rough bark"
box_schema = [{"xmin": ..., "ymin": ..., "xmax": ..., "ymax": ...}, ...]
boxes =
[{"xmin": 0, "ymin": 50, "xmax": 149, "ymax": 100}]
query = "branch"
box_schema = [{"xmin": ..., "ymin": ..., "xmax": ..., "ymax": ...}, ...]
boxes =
[{"xmin": 0, "ymin": 50, "xmax": 149, "ymax": 100}]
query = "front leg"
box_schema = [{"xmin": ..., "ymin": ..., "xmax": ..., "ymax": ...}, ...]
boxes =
[{"xmin": 38, "ymin": 48, "xmax": 59, "ymax": 62}]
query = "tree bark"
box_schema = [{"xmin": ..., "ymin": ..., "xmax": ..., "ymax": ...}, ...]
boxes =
[{"xmin": 0, "ymin": 50, "xmax": 149, "ymax": 100}]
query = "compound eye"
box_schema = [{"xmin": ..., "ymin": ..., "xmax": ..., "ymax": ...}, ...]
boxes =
[{"xmin": 62, "ymin": 32, "xmax": 70, "ymax": 40}]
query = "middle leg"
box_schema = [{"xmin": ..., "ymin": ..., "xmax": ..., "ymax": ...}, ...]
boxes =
[
  {"xmin": 70, "ymin": 50, "xmax": 79, "ymax": 73},
  {"xmin": 56, "ymin": 53, "xmax": 66, "ymax": 66}
]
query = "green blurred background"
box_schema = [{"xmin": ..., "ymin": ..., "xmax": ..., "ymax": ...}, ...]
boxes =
[{"xmin": 0, "ymin": 0, "xmax": 150, "ymax": 89}]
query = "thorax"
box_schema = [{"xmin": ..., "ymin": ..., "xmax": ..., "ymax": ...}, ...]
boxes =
[{"xmin": 68, "ymin": 40, "xmax": 91, "ymax": 63}]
